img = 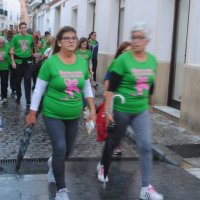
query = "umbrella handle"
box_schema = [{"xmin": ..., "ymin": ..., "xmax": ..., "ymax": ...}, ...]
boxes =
[{"xmin": 110, "ymin": 94, "xmax": 125, "ymax": 115}]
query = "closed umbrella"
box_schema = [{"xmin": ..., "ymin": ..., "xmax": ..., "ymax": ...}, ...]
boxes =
[
  {"xmin": 15, "ymin": 125, "xmax": 33, "ymax": 173},
  {"xmin": 102, "ymin": 94, "xmax": 125, "ymax": 182}
]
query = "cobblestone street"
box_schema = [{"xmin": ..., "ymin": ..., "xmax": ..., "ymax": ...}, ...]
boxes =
[{"xmin": 0, "ymin": 85, "xmax": 137, "ymax": 161}]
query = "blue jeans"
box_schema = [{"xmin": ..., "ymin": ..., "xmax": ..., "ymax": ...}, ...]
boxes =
[
  {"xmin": 43, "ymin": 116, "xmax": 79, "ymax": 190},
  {"xmin": 101, "ymin": 110, "xmax": 152, "ymax": 186}
]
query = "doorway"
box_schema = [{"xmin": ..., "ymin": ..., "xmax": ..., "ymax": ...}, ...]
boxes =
[{"xmin": 168, "ymin": 0, "xmax": 191, "ymax": 109}]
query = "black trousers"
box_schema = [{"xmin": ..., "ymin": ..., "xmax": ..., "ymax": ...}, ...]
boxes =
[
  {"xmin": 0, "ymin": 70, "xmax": 9, "ymax": 99},
  {"xmin": 9, "ymin": 65, "xmax": 16, "ymax": 92},
  {"xmin": 32, "ymin": 62, "xmax": 42, "ymax": 90},
  {"xmin": 15, "ymin": 61, "xmax": 32, "ymax": 103},
  {"xmin": 92, "ymin": 58, "xmax": 98, "ymax": 82}
]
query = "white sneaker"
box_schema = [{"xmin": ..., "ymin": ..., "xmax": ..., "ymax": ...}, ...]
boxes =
[
  {"xmin": 139, "ymin": 185, "xmax": 163, "ymax": 200},
  {"xmin": 55, "ymin": 188, "xmax": 69, "ymax": 200},
  {"xmin": 97, "ymin": 162, "xmax": 108, "ymax": 183},
  {"xmin": 2, "ymin": 98, "xmax": 7, "ymax": 103},
  {"xmin": 47, "ymin": 157, "xmax": 55, "ymax": 183}
]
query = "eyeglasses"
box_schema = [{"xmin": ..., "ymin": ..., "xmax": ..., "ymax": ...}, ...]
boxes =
[
  {"xmin": 131, "ymin": 36, "xmax": 146, "ymax": 41},
  {"xmin": 61, "ymin": 36, "xmax": 78, "ymax": 42}
]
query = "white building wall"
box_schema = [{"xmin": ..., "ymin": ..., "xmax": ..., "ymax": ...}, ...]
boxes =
[
  {"xmin": 186, "ymin": 0, "xmax": 200, "ymax": 66},
  {"xmin": 2, "ymin": 0, "xmax": 20, "ymax": 29}
]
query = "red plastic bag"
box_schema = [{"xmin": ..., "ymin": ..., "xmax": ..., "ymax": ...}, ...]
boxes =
[{"xmin": 95, "ymin": 102, "xmax": 107, "ymax": 142}]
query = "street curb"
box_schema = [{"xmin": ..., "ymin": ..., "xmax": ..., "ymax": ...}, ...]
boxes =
[{"xmin": 126, "ymin": 127, "xmax": 192, "ymax": 168}]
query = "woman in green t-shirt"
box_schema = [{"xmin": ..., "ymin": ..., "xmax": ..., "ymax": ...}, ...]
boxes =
[
  {"xmin": 76, "ymin": 37, "xmax": 93, "ymax": 109},
  {"xmin": 26, "ymin": 26, "xmax": 96, "ymax": 200},
  {"xmin": 0, "ymin": 36, "xmax": 10, "ymax": 103},
  {"xmin": 97, "ymin": 23, "xmax": 163, "ymax": 200},
  {"xmin": 76, "ymin": 37, "xmax": 93, "ymax": 74}
]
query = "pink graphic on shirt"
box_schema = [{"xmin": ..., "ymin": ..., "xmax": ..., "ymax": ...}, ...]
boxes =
[
  {"xmin": 0, "ymin": 52, "xmax": 4, "ymax": 61},
  {"xmin": 135, "ymin": 76, "xmax": 149, "ymax": 95},
  {"xmin": 64, "ymin": 78, "xmax": 80, "ymax": 98},
  {"xmin": 21, "ymin": 43, "xmax": 27, "ymax": 51}
]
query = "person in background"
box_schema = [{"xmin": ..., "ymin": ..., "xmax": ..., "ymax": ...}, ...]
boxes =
[
  {"xmin": 88, "ymin": 31, "xmax": 99, "ymax": 86},
  {"xmin": 26, "ymin": 26, "xmax": 96, "ymax": 200},
  {"xmin": 32, "ymin": 39, "xmax": 44, "ymax": 90},
  {"xmin": 97, "ymin": 22, "xmax": 163, "ymax": 200},
  {"xmin": 2, "ymin": 29, "xmax": 8, "ymax": 41},
  {"xmin": 0, "ymin": 36, "xmax": 10, "ymax": 103},
  {"xmin": 76, "ymin": 37, "xmax": 93, "ymax": 74},
  {"xmin": 76, "ymin": 37, "xmax": 93, "ymax": 110},
  {"xmin": 42, "ymin": 31, "xmax": 51, "ymax": 50},
  {"xmin": 35, "ymin": 31, "xmax": 42, "ymax": 44},
  {"xmin": 7, "ymin": 30, "xmax": 16, "ymax": 96},
  {"xmin": 10, "ymin": 22, "xmax": 34, "ymax": 107},
  {"xmin": 42, "ymin": 36, "xmax": 55, "ymax": 59},
  {"xmin": 104, "ymin": 41, "xmax": 132, "ymax": 156}
]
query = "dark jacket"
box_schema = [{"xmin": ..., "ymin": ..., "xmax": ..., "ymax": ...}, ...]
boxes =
[{"xmin": 89, "ymin": 40, "xmax": 99, "ymax": 59}]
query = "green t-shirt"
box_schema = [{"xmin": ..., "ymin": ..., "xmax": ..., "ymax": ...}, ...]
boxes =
[
  {"xmin": 6, "ymin": 42, "xmax": 12, "ymax": 65},
  {"xmin": 75, "ymin": 49, "xmax": 92, "ymax": 64},
  {"xmin": 0, "ymin": 45, "xmax": 10, "ymax": 70},
  {"xmin": 110, "ymin": 51, "xmax": 157, "ymax": 114},
  {"xmin": 33, "ymin": 48, "xmax": 43, "ymax": 63},
  {"xmin": 10, "ymin": 34, "xmax": 34, "ymax": 59},
  {"xmin": 89, "ymin": 40, "xmax": 97, "ymax": 46},
  {"xmin": 38, "ymin": 54, "xmax": 90, "ymax": 119}
]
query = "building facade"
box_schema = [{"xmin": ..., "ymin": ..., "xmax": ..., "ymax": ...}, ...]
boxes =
[
  {"xmin": 29, "ymin": 0, "xmax": 200, "ymax": 134},
  {"xmin": 0, "ymin": 0, "xmax": 20, "ymax": 30}
]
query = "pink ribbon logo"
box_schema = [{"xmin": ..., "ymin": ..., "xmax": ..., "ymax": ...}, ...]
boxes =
[
  {"xmin": 21, "ymin": 43, "xmax": 27, "ymax": 51},
  {"xmin": 64, "ymin": 79, "xmax": 80, "ymax": 98},
  {"xmin": 135, "ymin": 76, "xmax": 149, "ymax": 95}
]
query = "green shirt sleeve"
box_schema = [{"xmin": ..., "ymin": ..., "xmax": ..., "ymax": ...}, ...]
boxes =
[
  {"xmin": 38, "ymin": 60, "xmax": 51, "ymax": 82},
  {"xmin": 110, "ymin": 56, "xmax": 125, "ymax": 76}
]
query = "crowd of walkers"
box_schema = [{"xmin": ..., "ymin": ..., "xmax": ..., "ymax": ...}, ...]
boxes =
[{"xmin": 0, "ymin": 22, "xmax": 163, "ymax": 200}]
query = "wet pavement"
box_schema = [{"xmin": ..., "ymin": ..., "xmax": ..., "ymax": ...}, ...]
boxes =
[
  {"xmin": 1, "ymin": 84, "xmax": 200, "ymax": 199},
  {"xmin": 1, "ymin": 161, "xmax": 200, "ymax": 200}
]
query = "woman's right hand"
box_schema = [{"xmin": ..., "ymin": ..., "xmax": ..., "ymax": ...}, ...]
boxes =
[
  {"xmin": 26, "ymin": 111, "xmax": 37, "ymax": 126},
  {"xmin": 12, "ymin": 62, "xmax": 16, "ymax": 69},
  {"xmin": 105, "ymin": 112, "xmax": 114, "ymax": 127}
]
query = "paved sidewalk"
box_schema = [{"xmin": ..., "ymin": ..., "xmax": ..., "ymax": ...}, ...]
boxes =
[{"xmin": 1, "ymin": 161, "xmax": 200, "ymax": 200}]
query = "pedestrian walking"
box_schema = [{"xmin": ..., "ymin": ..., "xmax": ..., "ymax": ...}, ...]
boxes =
[
  {"xmin": 97, "ymin": 22, "xmax": 163, "ymax": 200},
  {"xmin": 26, "ymin": 26, "xmax": 96, "ymax": 200},
  {"xmin": 32, "ymin": 40, "xmax": 44, "ymax": 90},
  {"xmin": 0, "ymin": 36, "xmax": 10, "ymax": 103},
  {"xmin": 76, "ymin": 37, "xmax": 93, "ymax": 110},
  {"xmin": 88, "ymin": 31, "xmax": 98, "ymax": 85},
  {"xmin": 42, "ymin": 36, "xmax": 55, "ymax": 59},
  {"xmin": 76, "ymin": 37, "xmax": 93, "ymax": 74},
  {"xmin": 10, "ymin": 22, "xmax": 34, "ymax": 107},
  {"xmin": 104, "ymin": 41, "xmax": 132, "ymax": 156},
  {"xmin": 7, "ymin": 30, "xmax": 16, "ymax": 95}
]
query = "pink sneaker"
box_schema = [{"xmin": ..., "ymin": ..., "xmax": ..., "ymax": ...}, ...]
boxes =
[
  {"xmin": 97, "ymin": 162, "xmax": 109, "ymax": 183},
  {"xmin": 139, "ymin": 185, "xmax": 163, "ymax": 200},
  {"xmin": 113, "ymin": 146, "xmax": 122, "ymax": 156}
]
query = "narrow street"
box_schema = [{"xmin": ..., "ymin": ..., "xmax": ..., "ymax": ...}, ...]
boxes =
[{"xmin": 0, "ymin": 86, "xmax": 200, "ymax": 199}]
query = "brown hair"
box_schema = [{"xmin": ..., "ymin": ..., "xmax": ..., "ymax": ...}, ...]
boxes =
[
  {"xmin": 114, "ymin": 41, "xmax": 132, "ymax": 59},
  {"xmin": 53, "ymin": 26, "xmax": 77, "ymax": 54},
  {"xmin": 19, "ymin": 22, "xmax": 27, "ymax": 28},
  {"xmin": 77, "ymin": 37, "xmax": 89, "ymax": 49}
]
